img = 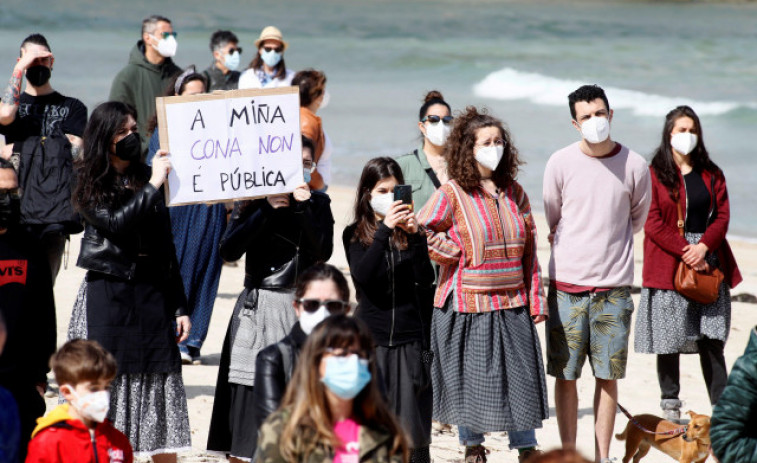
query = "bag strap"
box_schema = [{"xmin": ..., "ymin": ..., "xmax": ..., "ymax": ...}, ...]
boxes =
[
  {"xmin": 673, "ymin": 188, "xmax": 685, "ymax": 237},
  {"xmin": 413, "ymin": 149, "xmax": 442, "ymax": 189}
]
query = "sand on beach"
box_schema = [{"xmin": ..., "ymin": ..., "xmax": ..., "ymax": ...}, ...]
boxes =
[{"xmin": 47, "ymin": 184, "xmax": 757, "ymax": 462}]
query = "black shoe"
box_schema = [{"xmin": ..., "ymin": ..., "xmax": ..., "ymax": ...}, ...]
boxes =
[{"xmin": 187, "ymin": 346, "xmax": 202, "ymax": 365}]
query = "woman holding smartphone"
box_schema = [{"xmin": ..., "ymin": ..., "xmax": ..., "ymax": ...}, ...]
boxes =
[{"xmin": 342, "ymin": 157, "xmax": 436, "ymax": 463}]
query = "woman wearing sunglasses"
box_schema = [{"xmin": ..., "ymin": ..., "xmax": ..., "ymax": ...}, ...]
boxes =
[
  {"xmin": 396, "ymin": 90, "xmax": 454, "ymax": 212},
  {"xmin": 251, "ymin": 263, "xmax": 351, "ymax": 438},
  {"xmin": 342, "ymin": 157, "xmax": 435, "ymax": 463},
  {"xmin": 239, "ymin": 26, "xmax": 294, "ymax": 90},
  {"xmin": 207, "ymin": 136, "xmax": 334, "ymax": 463},
  {"xmin": 253, "ymin": 314, "xmax": 408, "ymax": 463},
  {"xmin": 417, "ymin": 107, "xmax": 548, "ymax": 463}
]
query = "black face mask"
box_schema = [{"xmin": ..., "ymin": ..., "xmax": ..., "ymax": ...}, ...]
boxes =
[
  {"xmin": 114, "ymin": 133, "xmax": 142, "ymax": 162},
  {"xmin": 26, "ymin": 65, "xmax": 51, "ymax": 87},
  {"xmin": 0, "ymin": 192, "xmax": 21, "ymax": 230}
]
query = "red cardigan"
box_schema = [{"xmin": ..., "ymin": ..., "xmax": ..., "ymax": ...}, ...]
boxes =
[{"xmin": 642, "ymin": 166, "xmax": 741, "ymax": 290}]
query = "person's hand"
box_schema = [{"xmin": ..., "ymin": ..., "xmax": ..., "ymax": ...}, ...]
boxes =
[
  {"xmin": 149, "ymin": 149, "xmax": 171, "ymax": 189},
  {"xmin": 383, "ymin": 200, "xmax": 409, "ymax": 229},
  {"xmin": 682, "ymin": 243, "xmax": 708, "ymax": 271},
  {"xmin": 267, "ymin": 193, "xmax": 290, "ymax": 209},
  {"xmin": 175, "ymin": 316, "xmax": 191, "ymax": 343},
  {"xmin": 396, "ymin": 210, "xmax": 419, "ymax": 234},
  {"xmin": 292, "ymin": 183, "xmax": 311, "ymax": 203},
  {"xmin": 15, "ymin": 49, "xmax": 52, "ymax": 73},
  {"xmin": 532, "ymin": 314, "xmax": 547, "ymax": 324}
]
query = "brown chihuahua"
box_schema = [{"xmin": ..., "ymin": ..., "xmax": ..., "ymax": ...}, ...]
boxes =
[{"xmin": 615, "ymin": 410, "xmax": 711, "ymax": 463}]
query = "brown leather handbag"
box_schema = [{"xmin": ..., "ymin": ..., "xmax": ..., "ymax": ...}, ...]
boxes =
[{"xmin": 673, "ymin": 186, "xmax": 724, "ymax": 304}]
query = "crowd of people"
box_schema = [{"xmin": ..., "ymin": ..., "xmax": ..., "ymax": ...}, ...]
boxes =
[{"xmin": 0, "ymin": 13, "xmax": 754, "ymax": 463}]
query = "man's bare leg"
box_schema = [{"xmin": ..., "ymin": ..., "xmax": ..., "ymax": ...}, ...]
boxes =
[
  {"xmin": 594, "ymin": 378, "xmax": 618, "ymax": 462},
  {"xmin": 555, "ymin": 378, "xmax": 578, "ymax": 449}
]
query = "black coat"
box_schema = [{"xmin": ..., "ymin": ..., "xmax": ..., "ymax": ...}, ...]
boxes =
[
  {"xmin": 220, "ymin": 192, "xmax": 334, "ymax": 289},
  {"xmin": 343, "ymin": 223, "xmax": 435, "ymax": 347}
]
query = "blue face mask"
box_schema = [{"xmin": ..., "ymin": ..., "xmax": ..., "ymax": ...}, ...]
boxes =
[
  {"xmin": 303, "ymin": 168, "xmax": 312, "ymax": 184},
  {"xmin": 224, "ymin": 51, "xmax": 240, "ymax": 71},
  {"xmin": 260, "ymin": 49, "xmax": 282, "ymax": 68},
  {"xmin": 322, "ymin": 354, "xmax": 371, "ymax": 400}
]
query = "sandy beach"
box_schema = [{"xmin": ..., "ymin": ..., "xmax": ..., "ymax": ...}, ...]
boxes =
[{"xmin": 45, "ymin": 184, "xmax": 757, "ymax": 463}]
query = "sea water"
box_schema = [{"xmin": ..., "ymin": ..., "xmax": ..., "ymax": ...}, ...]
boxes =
[{"xmin": 0, "ymin": 0, "xmax": 755, "ymax": 236}]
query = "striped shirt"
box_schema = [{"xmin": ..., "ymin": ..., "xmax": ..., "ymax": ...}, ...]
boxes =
[{"xmin": 417, "ymin": 180, "xmax": 546, "ymax": 315}]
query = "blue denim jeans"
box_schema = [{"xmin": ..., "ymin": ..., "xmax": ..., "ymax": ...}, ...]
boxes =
[{"xmin": 458, "ymin": 426, "xmax": 538, "ymax": 450}]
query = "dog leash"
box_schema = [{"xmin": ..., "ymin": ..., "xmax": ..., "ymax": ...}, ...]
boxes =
[{"xmin": 617, "ymin": 403, "xmax": 688, "ymax": 436}]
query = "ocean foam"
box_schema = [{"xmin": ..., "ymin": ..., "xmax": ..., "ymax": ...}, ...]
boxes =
[{"xmin": 473, "ymin": 67, "xmax": 756, "ymax": 117}]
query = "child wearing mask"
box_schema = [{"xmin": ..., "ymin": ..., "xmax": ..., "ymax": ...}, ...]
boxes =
[{"xmin": 25, "ymin": 340, "xmax": 133, "ymax": 463}]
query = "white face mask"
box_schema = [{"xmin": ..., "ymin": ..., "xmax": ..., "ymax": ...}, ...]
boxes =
[
  {"xmin": 299, "ymin": 306, "xmax": 329, "ymax": 335},
  {"xmin": 151, "ymin": 34, "xmax": 178, "ymax": 58},
  {"xmin": 580, "ymin": 116, "xmax": 611, "ymax": 144},
  {"xmin": 224, "ymin": 51, "xmax": 240, "ymax": 71},
  {"xmin": 424, "ymin": 122, "xmax": 451, "ymax": 147},
  {"xmin": 475, "ymin": 145, "xmax": 504, "ymax": 171},
  {"xmin": 671, "ymin": 132, "xmax": 697, "ymax": 156},
  {"xmin": 319, "ymin": 90, "xmax": 330, "ymax": 110},
  {"xmin": 369, "ymin": 192, "xmax": 394, "ymax": 217},
  {"xmin": 66, "ymin": 385, "xmax": 110, "ymax": 423}
]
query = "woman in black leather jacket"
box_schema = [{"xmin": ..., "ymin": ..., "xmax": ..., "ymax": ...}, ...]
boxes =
[
  {"xmin": 207, "ymin": 137, "xmax": 334, "ymax": 463},
  {"xmin": 251, "ymin": 263, "xmax": 350, "ymax": 437},
  {"xmin": 69, "ymin": 101, "xmax": 191, "ymax": 462}
]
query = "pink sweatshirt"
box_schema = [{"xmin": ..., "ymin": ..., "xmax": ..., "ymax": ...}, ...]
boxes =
[{"xmin": 542, "ymin": 142, "xmax": 651, "ymax": 288}]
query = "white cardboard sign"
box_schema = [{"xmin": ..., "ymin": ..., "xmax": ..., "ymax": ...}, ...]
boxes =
[{"xmin": 155, "ymin": 86, "xmax": 302, "ymax": 206}]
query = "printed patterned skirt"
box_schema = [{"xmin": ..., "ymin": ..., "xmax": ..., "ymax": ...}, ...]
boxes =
[
  {"xmin": 68, "ymin": 281, "xmax": 191, "ymax": 456},
  {"xmin": 431, "ymin": 297, "xmax": 549, "ymax": 432},
  {"xmin": 634, "ymin": 232, "xmax": 731, "ymax": 355}
]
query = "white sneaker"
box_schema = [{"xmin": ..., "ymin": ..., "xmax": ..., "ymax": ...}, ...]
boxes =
[{"xmin": 180, "ymin": 350, "xmax": 192, "ymax": 365}]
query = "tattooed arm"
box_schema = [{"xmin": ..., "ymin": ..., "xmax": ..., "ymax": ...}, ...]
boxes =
[{"xmin": 0, "ymin": 48, "xmax": 52, "ymax": 125}]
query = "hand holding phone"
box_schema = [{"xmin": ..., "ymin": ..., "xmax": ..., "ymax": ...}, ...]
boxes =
[{"xmin": 393, "ymin": 185, "xmax": 413, "ymax": 212}]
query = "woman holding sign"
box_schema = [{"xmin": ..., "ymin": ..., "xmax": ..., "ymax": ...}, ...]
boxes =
[
  {"xmin": 207, "ymin": 135, "xmax": 334, "ymax": 462},
  {"xmin": 70, "ymin": 101, "xmax": 191, "ymax": 462},
  {"xmin": 146, "ymin": 66, "xmax": 227, "ymax": 365}
]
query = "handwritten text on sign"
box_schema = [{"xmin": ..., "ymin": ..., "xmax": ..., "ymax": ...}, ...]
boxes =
[{"xmin": 156, "ymin": 87, "xmax": 301, "ymax": 206}]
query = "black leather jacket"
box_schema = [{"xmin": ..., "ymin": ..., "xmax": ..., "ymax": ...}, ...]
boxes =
[
  {"xmin": 220, "ymin": 192, "xmax": 334, "ymax": 289},
  {"xmin": 76, "ymin": 180, "xmax": 187, "ymax": 316}
]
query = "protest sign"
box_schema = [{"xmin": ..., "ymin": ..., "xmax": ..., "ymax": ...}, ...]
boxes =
[{"xmin": 155, "ymin": 86, "xmax": 302, "ymax": 206}]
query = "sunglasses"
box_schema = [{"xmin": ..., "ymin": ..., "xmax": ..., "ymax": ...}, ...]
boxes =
[
  {"xmin": 0, "ymin": 188, "xmax": 20, "ymax": 201},
  {"xmin": 297, "ymin": 298, "xmax": 349, "ymax": 314},
  {"xmin": 263, "ymin": 46, "xmax": 283, "ymax": 53},
  {"xmin": 422, "ymin": 115, "xmax": 454, "ymax": 125},
  {"xmin": 227, "ymin": 47, "xmax": 243, "ymax": 55},
  {"xmin": 158, "ymin": 31, "xmax": 178, "ymax": 39},
  {"xmin": 325, "ymin": 347, "xmax": 369, "ymax": 360}
]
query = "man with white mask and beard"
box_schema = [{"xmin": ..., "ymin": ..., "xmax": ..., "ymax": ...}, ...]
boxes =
[
  {"xmin": 542, "ymin": 84, "xmax": 651, "ymax": 463},
  {"xmin": 110, "ymin": 15, "xmax": 181, "ymax": 154}
]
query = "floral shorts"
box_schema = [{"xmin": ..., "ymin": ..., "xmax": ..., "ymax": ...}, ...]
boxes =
[{"xmin": 546, "ymin": 286, "xmax": 634, "ymax": 380}]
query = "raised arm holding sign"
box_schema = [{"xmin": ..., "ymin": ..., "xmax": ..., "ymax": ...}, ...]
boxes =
[{"xmin": 155, "ymin": 86, "xmax": 302, "ymax": 206}]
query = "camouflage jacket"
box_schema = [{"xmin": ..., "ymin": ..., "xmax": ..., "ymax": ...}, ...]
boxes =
[{"xmin": 253, "ymin": 407, "xmax": 405, "ymax": 463}]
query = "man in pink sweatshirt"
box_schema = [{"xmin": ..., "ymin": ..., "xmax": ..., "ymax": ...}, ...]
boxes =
[{"xmin": 543, "ymin": 84, "xmax": 651, "ymax": 463}]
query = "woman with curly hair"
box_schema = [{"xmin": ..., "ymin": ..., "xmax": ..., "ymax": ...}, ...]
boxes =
[
  {"xmin": 417, "ymin": 106, "xmax": 549, "ymax": 463},
  {"xmin": 253, "ymin": 314, "xmax": 408, "ymax": 463}
]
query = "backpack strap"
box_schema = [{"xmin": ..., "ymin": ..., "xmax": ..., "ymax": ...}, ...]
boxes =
[{"xmin": 413, "ymin": 149, "xmax": 441, "ymax": 188}]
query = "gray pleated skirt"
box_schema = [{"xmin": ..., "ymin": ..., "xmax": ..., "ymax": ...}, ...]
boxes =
[{"xmin": 431, "ymin": 298, "xmax": 549, "ymax": 432}]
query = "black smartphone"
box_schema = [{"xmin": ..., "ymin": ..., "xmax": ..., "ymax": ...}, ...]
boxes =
[{"xmin": 393, "ymin": 185, "xmax": 413, "ymax": 211}]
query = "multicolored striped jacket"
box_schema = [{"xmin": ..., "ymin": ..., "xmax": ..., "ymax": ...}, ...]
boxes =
[{"xmin": 417, "ymin": 180, "xmax": 546, "ymax": 315}]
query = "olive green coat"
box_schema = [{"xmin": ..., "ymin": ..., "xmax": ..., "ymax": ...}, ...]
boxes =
[{"xmin": 253, "ymin": 408, "xmax": 404, "ymax": 463}]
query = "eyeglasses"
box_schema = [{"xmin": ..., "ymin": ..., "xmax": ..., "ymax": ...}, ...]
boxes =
[
  {"xmin": 302, "ymin": 160, "xmax": 316, "ymax": 173},
  {"xmin": 325, "ymin": 347, "xmax": 369, "ymax": 360},
  {"xmin": 297, "ymin": 298, "xmax": 349, "ymax": 314},
  {"xmin": 263, "ymin": 46, "xmax": 283, "ymax": 53},
  {"xmin": 422, "ymin": 115, "xmax": 454, "ymax": 125},
  {"xmin": 0, "ymin": 188, "xmax": 20, "ymax": 201},
  {"xmin": 159, "ymin": 31, "xmax": 178, "ymax": 39},
  {"xmin": 227, "ymin": 47, "xmax": 243, "ymax": 55},
  {"xmin": 477, "ymin": 139, "xmax": 505, "ymax": 148}
]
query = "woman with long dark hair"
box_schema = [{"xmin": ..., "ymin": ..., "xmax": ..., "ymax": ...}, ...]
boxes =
[
  {"xmin": 417, "ymin": 106, "xmax": 548, "ymax": 463},
  {"xmin": 70, "ymin": 101, "xmax": 191, "ymax": 462},
  {"xmin": 145, "ymin": 66, "xmax": 226, "ymax": 365},
  {"xmin": 207, "ymin": 138, "xmax": 334, "ymax": 463},
  {"xmin": 254, "ymin": 314, "xmax": 408, "ymax": 463},
  {"xmin": 343, "ymin": 157, "xmax": 435, "ymax": 463},
  {"xmin": 634, "ymin": 105, "xmax": 742, "ymax": 421},
  {"xmin": 238, "ymin": 26, "xmax": 294, "ymax": 90}
]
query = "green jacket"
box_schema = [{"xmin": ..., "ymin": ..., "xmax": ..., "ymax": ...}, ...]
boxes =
[
  {"xmin": 109, "ymin": 42, "xmax": 181, "ymax": 151},
  {"xmin": 254, "ymin": 408, "xmax": 404, "ymax": 463},
  {"xmin": 710, "ymin": 326, "xmax": 757, "ymax": 463},
  {"xmin": 395, "ymin": 145, "xmax": 439, "ymax": 213}
]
